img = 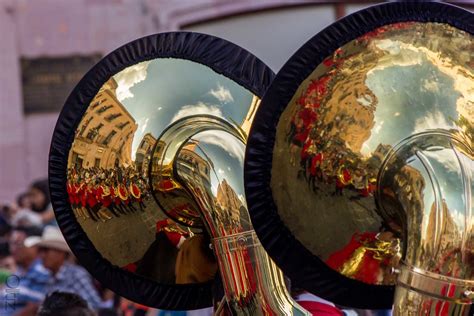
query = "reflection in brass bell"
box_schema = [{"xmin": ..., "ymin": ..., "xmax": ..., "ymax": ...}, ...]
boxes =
[
  {"xmin": 49, "ymin": 32, "xmax": 309, "ymax": 313},
  {"xmin": 245, "ymin": 3, "xmax": 473, "ymax": 315}
]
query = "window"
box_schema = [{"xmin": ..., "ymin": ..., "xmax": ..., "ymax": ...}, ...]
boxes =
[
  {"xmin": 96, "ymin": 104, "xmax": 113, "ymax": 114},
  {"xmin": 117, "ymin": 121, "xmax": 130, "ymax": 130},
  {"xmin": 85, "ymin": 123, "xmax": 103, "ymax": 141},
  {"xmin": 79, "ymin": 117, "xmax": 93, "ymax": 136},
  {"xmin": 94, "ymin": 158, "xmax": 101, "ymax": 168},
  {"xmin": 103, "ymin": 130, "xmax": 117, "ymax": 145},
  {"xmin": 105, "ymin": 113, "xmax": 122, "ymax": 122}
]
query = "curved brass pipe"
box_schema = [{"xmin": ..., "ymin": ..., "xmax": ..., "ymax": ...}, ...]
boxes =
[
  {"xmin": 151, "ymin": 115, "xmax": 309, "ymax": 315},
  {"xmin": 377, "ymin": 131, "xmax": 473, "ymax": 315}
]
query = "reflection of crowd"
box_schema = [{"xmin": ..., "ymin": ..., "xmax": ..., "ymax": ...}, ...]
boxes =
[
  {"xmin": 286, "ymin": 49, "xmax": 377, "ymax": 198},
  {"xmin": 66, "ymin": 166, "xmax": 148, "ymax": 222}
]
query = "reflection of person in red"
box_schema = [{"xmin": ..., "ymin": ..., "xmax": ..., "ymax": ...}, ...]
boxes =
[
  {"xmin": 334, "ymin": 166, "xmax": 351, "ymax": 196},
  {"xmin": 326, "ymin": 232, "xmax": 400, "ymax": 285},
  {"xmin": 122, "ymin": 218, "xmax": 188, "ymax": 283}
]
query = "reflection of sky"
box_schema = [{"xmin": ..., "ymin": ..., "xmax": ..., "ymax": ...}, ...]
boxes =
[
  {"xmin": 410, "ymin": 149, "xmax": 468, "ymax": 237},
  {"xmin": 363, "ymin": 58, "xmax": 460, "ymax": 155},
  {"xmin": 193, "ymin": 130, "xmax": 246, "ymax": 200},
  {"xmin": 362, "ymin": 41, "xmax": 471, "ymax": 235},
  {"xmin": 113, "ymin": 58, "xmax": 254, "ymax": 160}
]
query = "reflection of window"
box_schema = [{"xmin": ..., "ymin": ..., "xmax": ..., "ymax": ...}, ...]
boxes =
[
  {"xmin": 103, "ymin": 130, "xmax": 117, "ymax": 145},
  {"xmin": 94, "ymin": 158, "xmax": 101, "ymax": 168},
  {"xmin": 117, "ymin": 121, "xmax": 130, "ymax": 130},
  {"xmin": 86, "ymin": 123, "xmax": 103, "ymax": 140},
  {"xmin": 140, "ymin": 141, "xmax": 146, "ymax": 149},
  {"xmin": 105, "ymin": 113, "xmax": 122, "ymax": 122},
  {"xmin": 96, "ymin": 105, "xmax": 113, "ymax": 114},
  {"xmin": 79, "ymin": 117, "xmax": 93, "ymax": 136}
]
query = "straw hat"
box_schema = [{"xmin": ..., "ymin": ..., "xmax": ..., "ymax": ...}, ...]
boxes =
[{"xmin": 24, "ymin": 226, "xmax": 71, "ymax": 253}]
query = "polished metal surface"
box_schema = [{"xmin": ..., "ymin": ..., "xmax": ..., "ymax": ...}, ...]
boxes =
[
  {"xmin": 379, "ymin": 132, "xmax": 473, "ymax": 315},
  {"xmin": 271, "ymin": 22, "xmax": 473, "ymax": 291},
  {"xmin": 66, "ymin": 58, "xmax": 259, "ymax": 284},
  {"xmin": 66, "ymin": 56, "xmax": 309, "ymax": 314},
  {"xmin": 152, "ymin": 116, "xmax": 309, "ymax": 315},
  {"xmin": 270, "ymin": 20, "xmax": 474, "ymax": 314}
]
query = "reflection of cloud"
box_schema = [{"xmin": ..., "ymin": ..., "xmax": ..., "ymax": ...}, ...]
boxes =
[
  {"xmin": 197, "ymin": 130, "xmax": 245, "ymax": 164},
  {"xmin": 423, "ymin": 79, "xmax": 439, "ymax": 92},
  {"xmin": 373, "ymin": 39, "xmax": 473, "ymax": 123},
  {"xmin": 209, "ymin": 84, "xmax": 234, "ymax": 103},
  {"xmin": 140, "ymin": 118, "xmax": 149, "ymax": 133},
  {"xmin": 157, "ymin": 106, "xmax": 162, "ymax": 111},
  {"xmin": 114, "ymin": 61, "xmax": 150, "ymax": 101},
  {"xmin": 414, "ymin": 111, "xmax": 454, "ymax": 133},
  {"xmin": 373, "ymin": 120, "xmax": 384, "ymax": 135},
  {"xmin": 423, "ymin": 148, "xmax": 464, "ymax": 175},
  {"xmin": 170, "ymin": 102, "xmax": 223, "ymax": 123},
  {"xmin": 218, "ymin": 168, "xmax": 225, "ymax": 175}
]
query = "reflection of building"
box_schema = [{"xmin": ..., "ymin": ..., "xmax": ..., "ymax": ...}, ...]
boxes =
[
  {"xmin": 135, "ymin": 133, "xmax": 157, "ymax": 176},
  {"xmin": 68, "ymin": 78, "xmax": 137, "ymax": 169},
  {"xmin": 241, "ymin": 95, "xmax": 260, "ymax": 136},
  {"xmin": 216, "ymin": 179, "xmax": 243, "ymax": 223},
  {"xmin": 176, "ymin": 143, "xmax": 212, "ymax": 189},
  {"xmin": 425, "ymin": 200, "xmax": 459, "ymax": 255},
  {"xmin": 393, "ymin": 165, "xmax": 425, "ymax": 259}
]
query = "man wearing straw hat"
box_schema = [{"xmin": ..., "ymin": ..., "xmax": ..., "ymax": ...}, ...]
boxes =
[{"xmin": 24, "ymin": 226, "xmax": 102, "ymax": 310}]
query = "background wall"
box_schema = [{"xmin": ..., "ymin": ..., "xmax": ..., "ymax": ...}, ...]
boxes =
[{"xmin": 0, "ymin": 0, "xmax": 472, "ymax": 202}]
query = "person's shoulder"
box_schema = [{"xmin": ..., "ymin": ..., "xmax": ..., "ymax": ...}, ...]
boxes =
[{"xmin": 65, "ymin": 263, "xmax": 91, "ymax": 278}]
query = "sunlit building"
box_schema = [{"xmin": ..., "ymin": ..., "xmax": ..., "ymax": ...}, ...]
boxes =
[
  {"xmin": 68, "ymin": 78, "xmax": 137, "ymax": 169},
  {"xmin": 136, "ymin": 133, "xmax": 157, "ymax": 176}
]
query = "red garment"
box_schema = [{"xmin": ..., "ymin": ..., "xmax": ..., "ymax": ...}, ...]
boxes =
[
  {"xmin": 299, "ymin": 108, "xmax": 317, "ymax": 126},
  {"xmin": 297, "ymin": 301, "xmax": 343, "ymax": 316},
  {"xmin": 86, "ymin": 188, "xmax": 98, "ymax": 208},
  {"xmin": 301, "ymin": 141, "xmax": 312, "ymax": 161},
  {"xmin": 310, "ymin": 153, "xmax": 323, "ymax": 176},
  {"xmin": 122, "ymin": 262, "xmax": 137, "ymax": 273},
  {"xmin": 326, "ymin": 232, "xmax": 381, "ymax": 284}
]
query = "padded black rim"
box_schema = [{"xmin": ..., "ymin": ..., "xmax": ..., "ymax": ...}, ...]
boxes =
[
  {"xmin": 48, "ymin": 31, "xmax": 274, "ymax": 310},
  {"xmin": 244, "ymin": 2, "xmax": 473, "ymax": 310}
]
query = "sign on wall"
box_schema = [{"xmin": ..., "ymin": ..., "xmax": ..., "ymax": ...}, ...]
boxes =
[{"xmin": 21, "ymin": 55, "xmax": 102, "ymax": 114}]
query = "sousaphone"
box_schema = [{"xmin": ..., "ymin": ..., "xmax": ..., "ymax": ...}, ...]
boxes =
[
  {"xmin": 245, "ymin": 2, "xmax": 473, "ymax": 315},
  {"xmin": 49, "ymin": 32, "xmax": 309, "ymax": 314}
]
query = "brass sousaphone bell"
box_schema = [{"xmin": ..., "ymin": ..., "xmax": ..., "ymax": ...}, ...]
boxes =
[
  {"xmin": 49, "ymin": 32, "xmax": 308, "ymax": 314},
  {"xmin": 48, "ymin": 2, "xmax": 473, "ymax": 315},
  {"xmin": 245, "ymin": 2, "xmax": 473, "ymax": 315}
]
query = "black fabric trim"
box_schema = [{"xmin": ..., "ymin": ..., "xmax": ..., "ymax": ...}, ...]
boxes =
[
  {"xmin": 244, "ymin": 2, "xmax": 473, "ymax": 310},
  {"xmin": 49, "ymin": 32, "xmax": 274, "ymax": 310}
]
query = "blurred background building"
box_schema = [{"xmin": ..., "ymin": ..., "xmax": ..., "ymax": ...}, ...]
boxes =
[{"xmin": 0, "ymin": 0, "xmax": 472, "ymax": 201}]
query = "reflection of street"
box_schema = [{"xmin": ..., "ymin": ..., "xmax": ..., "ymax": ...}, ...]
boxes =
[
  {"xmin": 78, "ymin": 198, "xmax": 167, "ymax": 266},
  {"xmin": 272, "ymin": 157, "xmax": 382, "ymax": 259}
]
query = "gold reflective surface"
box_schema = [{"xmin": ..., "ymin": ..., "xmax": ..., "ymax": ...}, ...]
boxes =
[
  {"xmin": 272, "ymin": 21, "xmax": 473, "ymax": 289},
  {"xmin": 67, "ymin": 58, "xmax": 259, "ymax": 284},
  {"xmin": 151, "ymin": 116, "xmax": 309, "ymax": 314}
]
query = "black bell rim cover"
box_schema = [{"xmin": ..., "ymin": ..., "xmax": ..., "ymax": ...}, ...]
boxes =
[
  {"xmin": 244, "ymin": 1, "xmax": 473, "ymax": 310},
  {"xmin": 48, "ymin": 31, "xmax": 274, "ymax": 310}
]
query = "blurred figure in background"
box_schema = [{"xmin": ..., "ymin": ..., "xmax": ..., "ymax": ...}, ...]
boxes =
[
  {"xmin": 28, "ymin": 180, "xmax": 55, "ymax": 226},
  {"xmin": 37, "ymin": 291, "xmax": 95, "ymax": 316},
  {"xmin": 10, "ymin": 193, "xmax": 42, "ymax": 228},
  {"xmin": 3, "ymin": 226, "xmax": 49, "ymax": 316},
  {"xmin": 25, "ymin": 226, "xmax": 104, "ymax": 310}
]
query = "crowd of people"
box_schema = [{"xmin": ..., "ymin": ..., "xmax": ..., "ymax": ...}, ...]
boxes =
[{"xmin": 0, "ymin": 179, "xmax": 164, "ymax": 316}]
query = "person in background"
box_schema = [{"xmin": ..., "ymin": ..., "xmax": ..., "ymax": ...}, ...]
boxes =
[
  {"xmin": 3, "ymin": 226, "xmax": 49, "ymax": 316},
  {"xmin": 292, "ymin": 288, "xmax": 344, "ymax": 316},
  {"xmin": 28, "ymin": 180, "xmax": 56, "ymax": 226},
  {"xmin": 24, "ymin": 226, "xmax": 104, "ymax": 310},
  {"xmin": 37, "ymin": 291, "xmax": 95, "ymax": 316},
  {"xmin": 9, "ymin": 193, "xmax": 42, "ymax": 228}
]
